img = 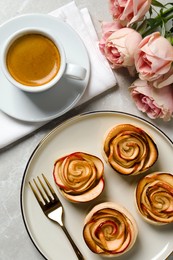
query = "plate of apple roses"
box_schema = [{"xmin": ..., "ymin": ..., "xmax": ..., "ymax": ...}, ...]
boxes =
[{"xmin": 21, "ymin": 111, "xmax": 173, "ymax": 260}]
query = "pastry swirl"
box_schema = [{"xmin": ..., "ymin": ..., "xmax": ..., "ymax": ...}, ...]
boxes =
[
  {"xmin": 83, "ymin": 202, "xmax": 138, "ymax": 257},
  {"xmin": 53, "ymin": 152, "xmax": 104, "ymax": 202},
  {"xmin": 136, "ymin": 172, "xmax": 173, "ymax": 224},
  {"xmin": 103, "ymin": 124, "xmax": 158, "ymax": 175}
]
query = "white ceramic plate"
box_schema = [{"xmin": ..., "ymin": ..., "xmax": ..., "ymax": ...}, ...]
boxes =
[
  {"xmin": 0, "ymin": 14, "xmax": 90, "ymax": 122},
  {"xmin": 20, "ymin": 111, "xmax": 173, "ymax": 260}
]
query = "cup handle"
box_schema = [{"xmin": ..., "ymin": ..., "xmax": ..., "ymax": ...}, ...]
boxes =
[{"xmin": 63, "ymin": 63, "xmax": 86, "ymax": 80}]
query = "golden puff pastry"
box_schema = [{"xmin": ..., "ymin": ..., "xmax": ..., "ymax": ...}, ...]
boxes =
[
  {"xmin": 103, "ymin": 124, "xmax": 158, "ymax": 175},
  {"xmin": 83, "ymin": 202, "xmax": 138, "ymax": 257},
  {"xmin": 53, "ymin": 152, "xmax": 104, "ymax": 203},
  {"xmin": 136, "ymin": 172, "xmax": 173, "ymax": 225}
]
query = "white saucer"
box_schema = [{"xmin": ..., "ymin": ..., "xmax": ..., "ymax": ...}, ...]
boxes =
[{"xmin": 0, "ymin": 14, "xmax": 90, "ymax": 122}]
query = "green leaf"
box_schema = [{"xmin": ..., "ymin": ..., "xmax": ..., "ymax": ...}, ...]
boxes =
[
  {"xmin": 165, "ymin": 3, "xmax": 173, "ymax": 6},
  {"xmin": 146, "ymin": 17, "xmax": 161, "ymax": 27},
  {"xmin": 136, "ymin": 20, "xmax": 148, "ymax": 34},
  {"xmin": 151, "ymin": 0, "xmax": 165, "ymax": 8},
  {"xmin": 165, "ymin": 34, "xmax": 173, "ymax": 45},
  {"xmin": 149, "ymin": 6, "xmax": 153, "ymax": 17},
  {"xmin": 161, "ymin": 20, "xmax": 166, "ymax": 36}
]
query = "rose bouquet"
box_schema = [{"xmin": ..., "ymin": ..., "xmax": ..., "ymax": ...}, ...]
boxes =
[{"xmin": 99, "ymin": 0, "xmax": 173, "ymax": 121}]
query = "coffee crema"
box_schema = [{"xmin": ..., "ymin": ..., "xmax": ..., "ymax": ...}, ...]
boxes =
[{"xmin": 6, "ymin": 33, "xmax": 61, "ymax": 87}]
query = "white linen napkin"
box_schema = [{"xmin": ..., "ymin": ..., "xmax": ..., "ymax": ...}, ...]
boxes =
[{"xmin": 0, "ymin": 1, "xmax": 117, "ymax": 149}]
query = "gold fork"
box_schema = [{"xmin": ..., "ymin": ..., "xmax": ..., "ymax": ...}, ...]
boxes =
[{"xmin": 29, "ymin": 173, "xmax": 84, "ymax": 260}]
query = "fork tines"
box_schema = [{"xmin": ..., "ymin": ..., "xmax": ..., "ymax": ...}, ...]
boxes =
[
  {"xmin": 29, "ymin": 174, "xmax": 84, "ymax": 260},
  {"xmin": 29, "ymin": 173, "xmax": 58, "ymax": 207}
]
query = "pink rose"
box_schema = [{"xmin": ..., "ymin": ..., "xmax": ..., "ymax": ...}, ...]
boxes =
[
  {"xmin": 99, "ymin": 28, "xmax": 142, "ymax": 69},
  {"xmin": 110, "ymin": 0, "xmax": 151, "ymax": 26},
  {"xmin": 135, "ymin": 32, "xmax": 173, "ymax": 81},
  {"xmin": 153, "ymin": 67, "xmax": 173, "ymax": 88},
  {"xmin": 99, "ymin": 21, "xmax": 123, "ymax": 54},
  {"xmin": 129, "ymin": 79, "xmax": 173, "ymax": 121}
]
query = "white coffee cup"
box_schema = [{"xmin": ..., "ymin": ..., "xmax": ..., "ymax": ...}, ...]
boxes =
[{"xmin": 1, "ymin": 28, "xmax": 87, "ymax": 93}]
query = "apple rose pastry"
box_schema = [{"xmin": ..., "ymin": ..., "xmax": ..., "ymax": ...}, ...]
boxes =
[
  {"xmin": 103, "ymin": 124, "xmax": 158, "ymax": 175},
  {"xmin": 83, "ymin": 202, "xmax": 138, "ymax": 257},
  {"xmin": 53, "ymin": 152, "xmax": 104, "ymax": 203},
  {"xmin": 136, "ymin": 172, "xmax": 173, "ymax": 225}
]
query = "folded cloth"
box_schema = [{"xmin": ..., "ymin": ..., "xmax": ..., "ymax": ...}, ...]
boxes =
[{"xmin": 0, "ymin": 1, "xmax": 116, "ymax": 149}]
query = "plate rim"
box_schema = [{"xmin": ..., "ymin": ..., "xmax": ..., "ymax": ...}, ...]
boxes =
[
  {"xmin": 20, "ymin": 110, "xmax": 173, "ymax": 259},
  {"xmin": 0, "ymin": 13, "xmax": 90, "ymax": 123}
]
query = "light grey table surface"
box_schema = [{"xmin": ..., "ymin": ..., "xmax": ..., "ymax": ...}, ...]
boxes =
[{"xmin": 0, "ymin": 0, "xmax": 173, "ymax": 260}]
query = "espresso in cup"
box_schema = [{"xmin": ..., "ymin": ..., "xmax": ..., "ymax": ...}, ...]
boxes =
[
  {"xmin": 6, "ymin": 33, "xmax": 61, "ymax": 87},
  {"xmin": 1, "ymin": 28, "xmax": 86, "ymax": 93}
]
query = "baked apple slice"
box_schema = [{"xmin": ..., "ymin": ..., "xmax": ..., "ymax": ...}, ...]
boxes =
[
  {"xmin": 136, "ymin": 172, "xmax": 173, "ymax": 225},
  {"xmin": 103, "ymin": 124, "xmax": 158, "ymax": 175},
  {"xmin": 53, "ymin": 152, "xmax": 104, "ymax": 202},
  {"xmin": 83, "ymin": 202, "xmax": 138, "ymax": 257}
]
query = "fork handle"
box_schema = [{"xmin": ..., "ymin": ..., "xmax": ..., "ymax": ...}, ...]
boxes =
[{"xmin": 61, "ymin": 225, "xmax": 85, "ymax": 260}]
